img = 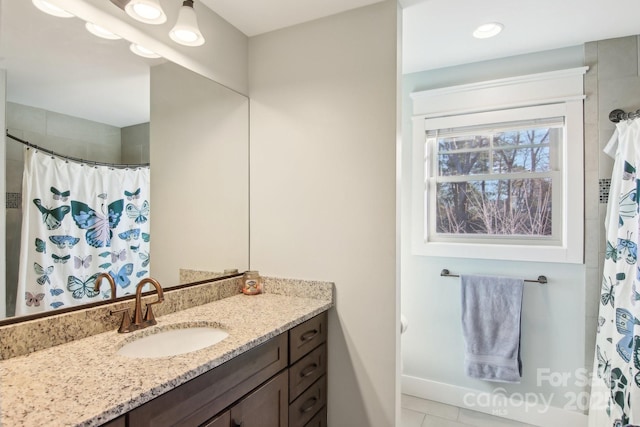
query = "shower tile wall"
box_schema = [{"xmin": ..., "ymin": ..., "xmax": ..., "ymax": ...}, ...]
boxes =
[
  {"xmin": 4, "ymin": 103, "xmax": 148, "ymax": 316},
  {"xmin": 583, "ymin": 35, "xmax": 640, "ymax": 369}
]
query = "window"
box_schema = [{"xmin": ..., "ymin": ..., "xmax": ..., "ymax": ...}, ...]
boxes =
[{"xmin": 410, "ymin": 68, "xmax": 586, "ymax": 263}]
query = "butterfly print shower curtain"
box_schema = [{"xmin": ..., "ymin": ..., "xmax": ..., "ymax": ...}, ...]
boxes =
[
  {"xmin": 16, "ymin": 149, "xmax": 151, "ymax": 316},
  {"xmin": 590, "ymin": 119, "xmax": 640, "ymax": 426}
]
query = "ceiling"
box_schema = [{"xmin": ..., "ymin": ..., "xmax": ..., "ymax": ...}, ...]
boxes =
[
  {"xmin": 3, "ymin": 0, "xmax": 640, "ymax": 128},
  {"xmin": 205, "ymin": 0, "xmax": 640, "ymax": 74}
]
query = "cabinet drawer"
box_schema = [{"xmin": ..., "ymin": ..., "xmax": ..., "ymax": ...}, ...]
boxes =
[
  {"xmin": 288, "ymin": 376, "xmax": 327, "ymax": 427},
  {"xmin": 303, "ymin": 406, "xmax": 326, "ymax": 427},
  {"xmin": 128, "ymin": 333, "xmax": 288, "ymax": 427},
  {"xmin": 289, "ymin": 343, "xmax": 326, "ymax": 402},
  {"xmin": 289, "ymin": 312, "xmax": 327, "ymax": 364}
]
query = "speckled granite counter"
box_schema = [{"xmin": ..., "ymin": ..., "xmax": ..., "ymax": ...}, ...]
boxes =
[{"xmin": 0, "ymin": 289, "xmax": 333, "ymax": 426}]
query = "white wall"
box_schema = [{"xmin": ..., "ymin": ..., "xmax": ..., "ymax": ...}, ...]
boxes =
[
  {"xmin": 150, "ymin": 62, "xmax": 249, "ymax": 286},
  {"xmin": 248, "ymin": 2, "xmax": 400, "ymax": 425},
  {"xmin": 401, "ymin": 46, "xmax": 590, "ymax": 423}
]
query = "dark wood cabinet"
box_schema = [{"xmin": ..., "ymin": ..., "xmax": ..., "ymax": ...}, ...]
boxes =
[
  {"xmin": 229, "ymin": 370, "xmax": 288, "ymax": 427},
  {"xmin": 107, "ymin": 311, "xmax": 328, "ymax": 427}
]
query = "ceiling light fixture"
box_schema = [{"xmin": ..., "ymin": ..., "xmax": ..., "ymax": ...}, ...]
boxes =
[
  {"xmin": 32, "ymin": 0, "xmax": 74, "ymax": 18},
  {"xmin": 85, "ymin": 22, "xmax": 122, "ymax": 40},
  {"xmin": 124, "ymin": 0, "xmax": 167, "ymax": 25},
  {"xmin": 473, "ymin": 22, "xmax": 504, "ymax": 39},
  {"xmin": 129, "ymin": 43, "xmax": 162, "ymax": 59},
  {"xmin": 169, "ymin": 0, "xmax": 205, "ymax": 47}
]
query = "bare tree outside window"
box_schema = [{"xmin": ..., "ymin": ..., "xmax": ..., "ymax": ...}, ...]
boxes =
[{"xmin": 434, "ymin": 126, "xmax": 558, "ymax": 237}]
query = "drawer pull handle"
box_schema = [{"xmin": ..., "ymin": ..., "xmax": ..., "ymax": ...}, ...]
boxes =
[
  {"xmin": 300, "ymin": 329, "xmax": 319, "ymax": 342},
  {"xmin": 300, "ymin": 363, "xmax": 319, "ymax": 378},
  {"xmin": 300, "ymin": 397, "xmax": 318, "ymax": 413}
]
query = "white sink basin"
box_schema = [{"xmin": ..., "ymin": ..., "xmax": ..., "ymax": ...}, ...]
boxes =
[{"xmin": 117, "ymin": 324, "xmax": 229, "ymax": 358}]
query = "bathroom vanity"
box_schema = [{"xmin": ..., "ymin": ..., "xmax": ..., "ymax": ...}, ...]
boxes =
[{"xmin": 0, "ymin": 277, "xmax": 333, "ymax": 427}]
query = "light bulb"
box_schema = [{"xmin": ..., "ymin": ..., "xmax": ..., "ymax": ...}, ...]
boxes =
[
  {"xmin": 32, "ymin": 0, "xmax": 74, "ymax": 18},
  {"xmin": 129, "ymin": 43, "xmax": 161, "ymax": 59},
  {"xmin": 85, "ymin": 22, "xmax": 121, "ymax": 40},
  {"xmin": 124, "ymin": 0, "xmax": 167, "ymax": 25},
  {"xmin": 169, "ymin": 1, "xmax": 205, "ymax": 47}
]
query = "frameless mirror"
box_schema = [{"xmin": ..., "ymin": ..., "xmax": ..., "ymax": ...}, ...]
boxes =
[{"xmin": 0, "ymin": 0, "xmax": 249, "ymax": 321}]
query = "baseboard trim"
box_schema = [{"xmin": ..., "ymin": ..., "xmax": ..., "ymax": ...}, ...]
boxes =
[{"xmin": 401, "ymin": 375, "xmax": 588, "ymax": 427}]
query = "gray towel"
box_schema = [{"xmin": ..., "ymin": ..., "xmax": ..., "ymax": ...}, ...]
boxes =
[{"xmin": 460, "ymin": 274, "xmax": 524, "ymax": 383}]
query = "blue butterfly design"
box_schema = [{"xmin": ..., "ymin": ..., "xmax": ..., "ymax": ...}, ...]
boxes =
[
  {"xmin": 126, "ymin": 200, "xmax": 149, "ymax": 224},
  {"xmin": 33, "ymin": 199, "xmax": 70, "ymax": 230},
  {"xmin": 67, "ymin": 273, "xmax": 100, "ymax": 299},
  {"xmin": 49, "ymin": 235, "xmax": 80, "ymax": 249},
  {"xmin": 51, "ymin": 186, "xmax": 70, "ymax": 202},
  {"xmin": 52, "ymin": 254, "xmax": 70, "ymax": 264},
  {"xmin": 34, "ymin": 263, "xmax": 53, "ymax": 286},
  {"xmin": 99, "ymin": 262, "xmax": 112, "ymax": 269},
  {"xmin": 619, "ymin": 188, "xmax": 638, "ymax": 226},
  {"xmin": 49, "ymin": 288, "xmax": 64, "ymax": 297},
  {"xmin": 141, "ymin": 232, "xmax": 150, "ymax": 243},
  {"xmin": 615, "ymin": 308, "xmax": 640, "ymax": 362},
  {"xmin": 70, "ymin": 199, "xmax": 124, "ymax": 248},
  {"xmin": 118, "ymin": 228, "xmax": 140, "ymax": 241},
  {"xmin": 136, "ymin": 270, "xmax": 148, "ymax": 278},
  {"xmin": 606, "ymin": 241, "xmax": 619, "ymax": 262},
  {"xmin": 623, "ymin": 161, "xmax": 636, "ymax": 181},
  {"xmin": 35, "ymin": 238, "xmax": 46, "ymax": 254},
  {"xmin": 601, "ymin": 276, "xmax": 616, "ymax": 307},
  {"xmin": 50, "ymin": 301, "xmax": 64, "ymax": 309},
  {"xmin": 139, "ymin": 251, "xmax": 150, "ymax": 268},
  {"xmin": 617, "ymin": 235, "xmax": 638, "ymax": 265},
  {"xmin": 125, "ymin": 188, "xmax": 141, "ymax": 201},
  {"xmin": 109, "ymin": 263, "xmax": 134, "ymax": 289}
]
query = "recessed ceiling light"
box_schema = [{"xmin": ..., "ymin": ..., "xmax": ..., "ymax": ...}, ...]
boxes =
[
  {"xmin": 85, "ymin": 22, "xmax": 121, "ymax": 40},
  {"xmin": 473, "ymin": 22, "xmax": 504, "ymax": 39},
  {"xmin": 32, "ymin": 0, "xmax": 74, "ymax": 18}
]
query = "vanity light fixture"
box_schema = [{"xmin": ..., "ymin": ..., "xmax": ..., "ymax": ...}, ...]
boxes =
[
  {"xmin": 473, "ymin": 22, "xmax": 504, "ymax": 39},
  {"xmin": 129, "ymin": 43, "xmax": 162, "ymax": 58},
  {"xmin": 85, "ymin": 22, "xmax": 122, "ymax": 40},
  {"xmin": 124, "ymin": 0, "xmax": 167, "ymax": 25},
  {"xmin": 32, "ymin": 0, "xmax": 74, "ymax": 18},
  {"xmin": 169, "ymin": 0, "xmax": 205, "ymax": 47}
]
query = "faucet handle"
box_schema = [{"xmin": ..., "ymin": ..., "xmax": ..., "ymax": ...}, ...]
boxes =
[
  {"xmin": 111, "ymin": 307, "xmax": 132, "ymax": 333},
  {"xmin": 143, "ymin": 300, "xmax": 162, "ymax": 325}
]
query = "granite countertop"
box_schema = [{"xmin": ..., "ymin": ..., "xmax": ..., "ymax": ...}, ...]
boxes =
[{"xmin": 0, "ymin": 292, "xmax": 332, "ymax": 427}]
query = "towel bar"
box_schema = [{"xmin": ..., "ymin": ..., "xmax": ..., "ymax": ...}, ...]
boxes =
[{"xmin": 440, "ymin": 269, "xmax": 547, "ymax": 284}]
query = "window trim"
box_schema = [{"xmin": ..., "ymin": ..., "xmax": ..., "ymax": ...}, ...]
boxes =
[{"xmin": 410, "ymin": 68, "xmax": 586, "ymax": 264}]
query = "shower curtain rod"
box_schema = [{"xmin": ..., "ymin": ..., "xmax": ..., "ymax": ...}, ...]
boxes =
[
  {"xmin": 440, "ymin": 269, "xmax": 548, "ymax": 284},
  {"xmin": 609, "ymin": 108, "xmax": 640, "ymax": 123},
  {"xmin": 5, "ymin": 130, "xmax": 150, "ymax": 169}
]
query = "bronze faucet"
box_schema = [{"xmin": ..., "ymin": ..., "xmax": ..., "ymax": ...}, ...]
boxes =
[
  {"xmin": 111, "ymin": 277, "xmax": 164, "ymax": 333},
  {"xmin": 94, "ymin": 273, "xmax": 117, "ymax": 300},
  {"xmin": 132, "ymin": 277, "xmax": 164, "ymax": 327}
]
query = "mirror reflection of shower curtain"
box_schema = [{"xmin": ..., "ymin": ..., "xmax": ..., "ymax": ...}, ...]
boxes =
[
  {"xmin": 589, "ymin": 119, "xmax": 640, "ymax": 427},
  {"xmin": 16, "ymin": 149, "xmax": 151, "ymax": 316}
]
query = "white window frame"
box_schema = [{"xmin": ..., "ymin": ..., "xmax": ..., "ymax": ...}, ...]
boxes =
[{"xmin": 410, "ymin": 67, "xmax": 587, "ymax": 263}]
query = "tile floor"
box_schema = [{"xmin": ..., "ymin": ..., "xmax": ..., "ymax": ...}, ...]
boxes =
[{"xmin": 401, "ymin": 394, "xmax": 538, "ymax": 427}]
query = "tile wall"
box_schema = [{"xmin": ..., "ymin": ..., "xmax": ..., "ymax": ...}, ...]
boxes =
[{"xmin": 583, "ymin": 35, "xmax": 640, "ymax": 369}]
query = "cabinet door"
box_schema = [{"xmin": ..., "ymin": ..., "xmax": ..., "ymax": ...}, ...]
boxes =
[
  {"xmin": 202, "ymin": 410, "xmax": 230, "ymax": 427},
  {"xmin": 230, "ymin": 370, "xmax": 288, "ymax": 427}
]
